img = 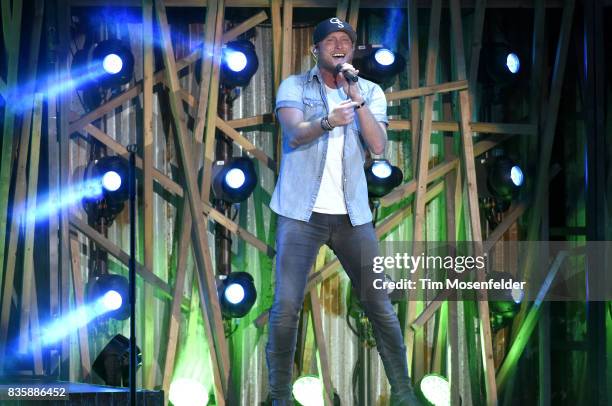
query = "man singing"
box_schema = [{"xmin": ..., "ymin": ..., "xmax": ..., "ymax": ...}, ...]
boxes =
[{"xmin": 266, "ymin": 17, "xmax": 421, "ymax": 405}]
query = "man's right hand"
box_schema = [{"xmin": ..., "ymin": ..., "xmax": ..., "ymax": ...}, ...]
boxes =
[{"xmin": 328, "ymin": 100, "xmax": 360, "ymax": 127}]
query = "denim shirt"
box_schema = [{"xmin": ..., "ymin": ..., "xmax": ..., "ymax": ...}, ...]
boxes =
[{"xmin": 270, "ymin": 65, "xmax": 388, "ymax": 226}]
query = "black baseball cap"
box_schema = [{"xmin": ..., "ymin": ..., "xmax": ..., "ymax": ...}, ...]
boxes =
[{"xmin": 313, "ymin": 17, "xmax": 357, "ymax": 44}]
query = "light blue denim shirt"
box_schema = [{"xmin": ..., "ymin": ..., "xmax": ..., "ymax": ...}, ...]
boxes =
[{"xmin": 270, "ymin": 65, "xmax": 388, "ymax": 226}]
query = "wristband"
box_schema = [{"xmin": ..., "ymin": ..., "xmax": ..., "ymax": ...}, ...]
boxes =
[
  {"xmin": 320, "ymin": 116, "xmax": 335, "ymax": 131},
  {"xmin": 355, "ymin": 100, "xmax": 366, "ymax": 109}
]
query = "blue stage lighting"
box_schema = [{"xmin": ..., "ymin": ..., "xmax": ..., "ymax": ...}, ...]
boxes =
[
  {"xmin": 374, "ymin": 48, "xmax": 396, "ymax": 66},
  {"xmin": 225, "ymin": 50, "xmax": 248, "ymax": 72},
  {"xmin": 506, "ymin": 53, "xmax": 520, "ymax": 74},
  {"xmin": 90, "ymin": 274, "xmax": 129, "ymax": 320},
  {"xmin": 365, "ymin": 159, "xmax": 403, "ymax": 198},
  {"xmin": 102, "ymin": 53, "xmax": 124, "ymax": 74},
  {"xmin": 220, "ymin": 40, "xmax": 259, "ymax": 88},
  {"xmin": 353, "ymin": 44, "xmax": 406, "ymax": 89},
  {"xmin": 101, "ymin": 170, "xmax": 122, "ymax": 192},
  {"xmin": 486, "ymin": 157, "xmax": 525, "ymax": 201},
  {"xmin": 510, "ymin": 165, "xmax": 524, "ymax": 187},
  {"xmin": 218, "ymin": 272, "xmax": 257, "ymax": 318},
  {"xmin": 225, "ymin": 168, "xmax": 246, "ymax": 189},
  {"xmin": 101, "ymin": 290, "xmax": 123, "ymax": 312},
  {"xmin": 212, "ymin": 157, "xmax": 257, "ymax": 203},
  {"xmin": 371, "ymin": 160, "xmax": 393, "ymax": 179},
  {"xmin": 224, "ymin": 283, "xmax": 246, "ymax": 305}
]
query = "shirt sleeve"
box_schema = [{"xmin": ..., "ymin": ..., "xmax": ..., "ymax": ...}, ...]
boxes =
[
  {"xmin": 275, "ymin": 75, "xmax": 303, "ymax": 114},
  {"xmin": 366, "ymin": 84, "xmax": 389, "ymax": 126}
]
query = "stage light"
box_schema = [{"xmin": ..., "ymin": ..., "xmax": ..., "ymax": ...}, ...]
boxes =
[
  {"xmin": 292, "ymin": 375, "xmax": 324, "ymax": 406},
  {"xmin": 486, "ymin": 156, "xmax": 525, "ymax": 201},
  {"xmin": 169, "ymin": 378, "xmax": 209, "ymax": 406},
  {"xmin": 82, "ymin": 155, "xmax": 129, "ymax": 223},
  {"xmin": 364, "ymin": 159, "xmax": 403, "ymax": 198},
  {"xmin": 89, "ymin": 274, "xmax": 129, "ymax": 320},
  {"xmin": 481, "ymin": 43, "xmax": 524, "ymax": 84},
  {"xmin": 220, "ymin": 40, "xmax": 259, "ymax": 88},
  {"xmin": 488, "ymin": 271, "xmax": 523, "ymax": 331},
  {"xmin": 353, "ymin": 44, "xmax": 406, "ymax": 89},
  {"xmin": 418, "ymin": 374, "xmax": 450, "ymax": 406},
  {"xmin": 374, "ymin": 48, "xmax": 395, "ymax": 66},
  {"xmin": 506, "ymin": 53, "xmax": 520, "ymax": 74},
  {"xmin": 92, "ymin": 334, "xmax": 141, "ymax": 387},
  {"xmin": 91, "ymin": 39, "xmax": 134, "ymax": 87},
  {"xmin": 212, "ymin": 157, "xmax": 257, "ymax": 203},
  {"xmin": 102, "ymin": 53, "xmax": 123, "ymax": 74},
  {"xmin": 217, "ymin": 272, "xmax": 257, "ymax": 319}
]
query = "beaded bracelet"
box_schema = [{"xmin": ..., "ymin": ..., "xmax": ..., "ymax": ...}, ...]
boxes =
[{"xmin": 320, "ymin": 116, "xmax": 335, "ymax": 131}]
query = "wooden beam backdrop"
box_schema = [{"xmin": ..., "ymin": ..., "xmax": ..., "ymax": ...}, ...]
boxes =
[{"xmin": 0, "ymin": 1, "xmax": 570, "ymax": 404}]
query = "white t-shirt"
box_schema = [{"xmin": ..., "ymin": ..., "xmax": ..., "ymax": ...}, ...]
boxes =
[{"xmin": 312, "ymin": 85, "xmax": 348, "ymax": 214}]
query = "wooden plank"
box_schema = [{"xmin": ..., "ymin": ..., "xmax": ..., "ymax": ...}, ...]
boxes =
[
  {"xmin": 336, "ymin": 0, "xmax": 349, "ymax": 21},
  {"xmin": 467, "ymin": 0, "xmax": 486, "ymax": 110},
  {"xmin": 142, "ymin": 0, "xmax": 157, "ymax": 390},
  {"xmin": 18, "ymin": 93, "xmax": 44, "ymax": 355},
  {"xmin": 308, "ymin": 288, "xmax": 334, "ymax": 405},
  {"xmin": 281, "ymin": 0, "xmax": 293, "ymax": 81},
  {"xmin": 69, "ymin": 234, "xmax": 92, "ymax": 378},
  {"xmin": 200, "ymin": 0, "xmax": 225, "ymax": 203},
  {"xmin": 216, "ymin": 116, "xmax": 276, "ymax": 170},
  {"xmin": 221, "ymin": 10, "xmax": 268, "ymax": 42},
  {"xmin": 348, "ymin": 0, "xmax": 360, "ymax": 28},
  {"xmin": 270, "ymin": 0, "xmax": 282, "ymax": 92},
  {"xmin": 193, "ymin": 0, "xmax": 221, "ymax": 144},
  {"xmin": 385, "ymin": 80, "xmax": 467, "ymax": 101},
  {"xmin": 496, "ymin": 251, "xmax": 567, "ymax": 389},
  {"xmin": 154, "ymin": 1, "xmax": 230, "ymax": 402},
  {"xmin": 28, "ymin": 271, "xmax": 43, "ymax": 375},
  {"xmin": 407, "ymin": 0, "xmax": 420, "ymax": 174},
  {"xmin": 449, "ymin": 0, "xmax": 497, "ymax": 401},
  {"xmin": 0, "ymin": 4, "xmax": 23, "ymax": 357},
  {"xmin": 226, "ymin": 113, "xmax": 273, "ymax": 128},
  {"xmin": 388, "ymin": 120, "xmax": 536, "ymax": 135}
]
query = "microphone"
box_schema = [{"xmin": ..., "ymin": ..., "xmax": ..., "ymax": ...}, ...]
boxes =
[{"xmin": 335, "ymin": 64, "xmax": 359, "ymax": 82}]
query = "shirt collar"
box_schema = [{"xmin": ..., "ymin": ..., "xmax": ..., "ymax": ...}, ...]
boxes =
[{"xmin": 307, "ymin": 65, "xmax": 321, "ymax": 82}]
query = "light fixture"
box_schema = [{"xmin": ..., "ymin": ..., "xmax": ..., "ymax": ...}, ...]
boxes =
[
  {"xmin": 352, "ymin": 44, "xmax": 406, "ymax": 89},
  {"xmin": 217, "ymin": 272, "xmax": 257, "ymax": 319},
  {"xmin": 480, "ymin": 43, "xmax": 524, "ymax": 84},
  {"xmin": 92, "ymin": 334, "xmax": 141, "ymax": 387},
  {"xmin": 169, "ymin": 378, "xmax": 209, "ymax": 406},
  {"xmin": 364, "ymin": 159, "xmax": 403, "ymax": 198},
  {"xmin": 292, "ymin": 375, "xmax": 324, "ymax": 406},
  {"xmin": 212, "ymin": 157, "xmax": 257, "ymax": 203},
  {"xmin": 488, "ymin": 271, "xmax": 523, "ymax": 331},
  {"xmin": 89, "ymin": 274, "xmax": 129, "ymax": 320},
  {"xmin": 82, "ymin": 155, "xmax": 130, "ymax": 224},
  {"xmin": 486, "ymin": 156, "xmax": 524, "ymax": 201},
  {"xmin": 418, "ymin": 374, "xmax": 451, "ymax": 406},
  {"xmin": 220, "ymin": 40, "xmax": 259, "ymax": 88}
]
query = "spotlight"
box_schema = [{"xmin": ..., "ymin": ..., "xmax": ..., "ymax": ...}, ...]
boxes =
[
  {"xmin": 486, "ymin": 156, "xmax": 524, "ymax": 201},
  {"xmin": 92, "ymin": 334, "xmax": 141, "ymax": 387},
  {"xmin": 90, "ymin": 39, "xmax": 134, "ymax": 87},
  {"xmin": 292, "ymin": 375, "xmax": 324, "ymax": 406},
  {"xmin": 364, "ymin": 159, "xmax": 403, "ymax": 198},
  {"xmin": 417, "ymin": 374, "xmax": 450, "ymax": 406},
  {"xmin": 169, "ymin": 378, "xmax": 209, "ymax": 406},
  {"xmin": 480, "ymin": 43, "xmax": 524, "ymax": 84},
  {"xmin": 212, "ymin": 157, "xmax": 257, "ymax": 203},
  {"xmin": 89, "ymin": 274, "xmax": 129, "ymax": 320},
  {"xmin": 488, "ymin": 271, "xmax": 523, "ymax": 331},
  {"xmin": 352, "ymin": 44, "xmax": 406, "ymax": 89},
  {"xmin": 220, "ymin": 40, "xmax": 259, "ymax": 88},
  {"xmin": 217, "ymin": 272, "xmax": 257, "ymax": 319},
  {"xmin": 82, "ymin": 155, "xmax": 129, "ymax": 223}
]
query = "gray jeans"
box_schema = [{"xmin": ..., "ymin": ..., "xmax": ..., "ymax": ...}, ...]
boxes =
[{"xmin": 266, "ymin": 213, "xmax": 414, "ymax": 401}]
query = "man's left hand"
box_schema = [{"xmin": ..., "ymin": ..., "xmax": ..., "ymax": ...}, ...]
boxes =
[{"xmin": 336, "ymin": 63, "xmax": 365, "ymax": 104}]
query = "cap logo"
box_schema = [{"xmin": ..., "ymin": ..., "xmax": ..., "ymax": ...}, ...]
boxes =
[{"xmin": 329, "ymin": 17, "xmax": 344, "ymax": 28}]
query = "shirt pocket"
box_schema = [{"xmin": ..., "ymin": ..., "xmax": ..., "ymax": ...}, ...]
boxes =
[{"xmin": 302, "ymin": 96, "xmax": 325, "ymax": 121}]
